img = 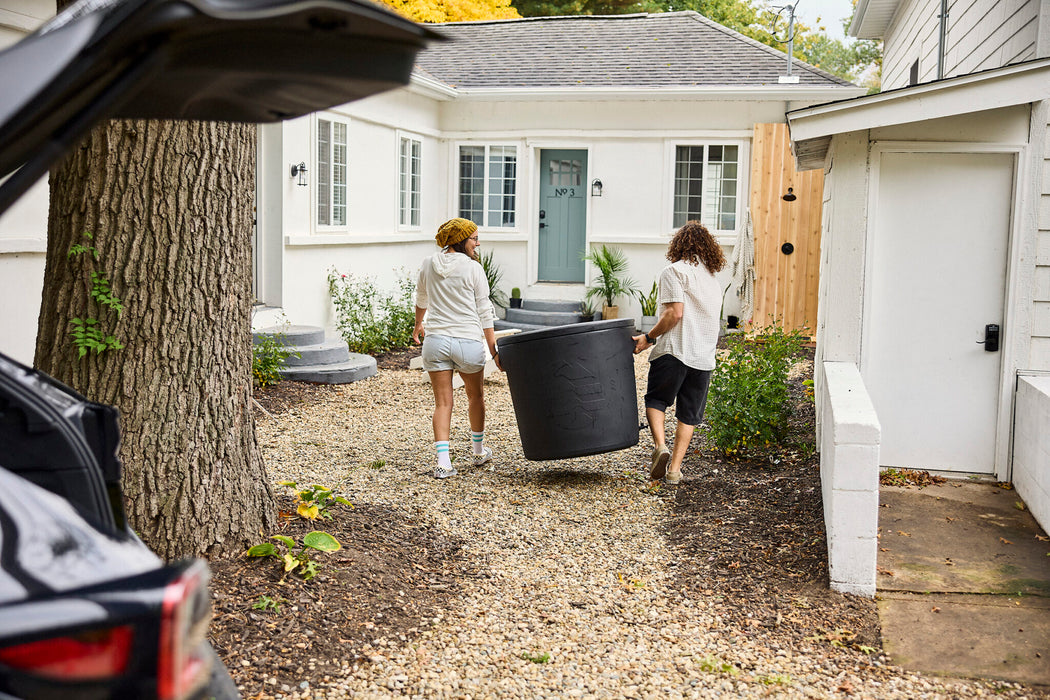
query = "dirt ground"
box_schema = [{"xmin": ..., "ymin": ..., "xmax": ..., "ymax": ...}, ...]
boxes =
[{"xmin": 210, "ymin": 344, "xmax": 881, "ymax": 696}]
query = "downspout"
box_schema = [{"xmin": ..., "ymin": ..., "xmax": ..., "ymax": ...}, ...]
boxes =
[{"xmin": 937, "ymin": 0, "xmax": 948, "ymax": 79}]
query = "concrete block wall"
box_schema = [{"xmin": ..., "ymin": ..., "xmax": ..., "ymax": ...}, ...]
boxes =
[
  {"xmin": 1014, "ymin": 375, "xmax": 1050, "ymax": 534},
  {"xmin": 820, "ymin": 361, "xmax": 881, "ymax": 597}
]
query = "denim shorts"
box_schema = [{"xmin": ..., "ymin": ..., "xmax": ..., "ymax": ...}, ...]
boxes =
[
  {"xmin": 644, "ymin": 354, "xmax": 712, "ymax": 427},
  {"xmin": 421, "ymin": 334, "xmax": 486, "ymax": 374}
]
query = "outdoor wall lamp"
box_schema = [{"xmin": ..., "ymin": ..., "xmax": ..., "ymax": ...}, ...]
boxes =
[
  {"xmin": 782, "ymin": 186, "xmax": 796, "ymax": 202},
  {"xmin": 591, "ymin": 178, "xmax": 603, "ymax": 197},
  {"xmin": 290, "ymin": 161, "xmax": 308, "ymax": 187}
]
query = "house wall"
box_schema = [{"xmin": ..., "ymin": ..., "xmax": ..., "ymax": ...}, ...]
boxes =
[
  {"xmin": 267, "ymin": 96, "xmax": 809, "ymax": 332},
  {"xmin": 0, "ymin": 0, "xmax": 54, "ymax": 364},
  {"xmin": 882, "ymin": 0, "xmax": 1044, "ymax": 90},
  {"xmin": 1034, "ymin": 103, "xmax": 1050, "ymax": 366}
]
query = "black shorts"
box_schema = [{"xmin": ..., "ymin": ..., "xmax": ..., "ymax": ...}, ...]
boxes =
[{"xmin": 644, "ymin": 354, "xmax": 712, "ymax": 427}]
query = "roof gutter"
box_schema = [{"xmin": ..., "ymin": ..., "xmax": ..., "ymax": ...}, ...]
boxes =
[{"xmin": 406, "ymin": 83, "xmax": 866, "ymax": 103}]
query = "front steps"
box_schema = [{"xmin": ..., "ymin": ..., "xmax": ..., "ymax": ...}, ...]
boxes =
[
  {"xmin": 495, "ymin": 299, "xmax": 588, "ymax": 332},
  {"xmin": 252, "ymin": 325, "xmax": 376, "ymax": 385}
]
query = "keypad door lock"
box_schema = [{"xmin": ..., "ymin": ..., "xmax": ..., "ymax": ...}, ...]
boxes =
[{"xmin": 977, "ymin": 323, "xmax": 999, "ymax": 352}]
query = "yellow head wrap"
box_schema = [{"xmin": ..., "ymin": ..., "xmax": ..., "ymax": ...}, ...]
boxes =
[{"xmin": 435, "ymin": 218, "xmax": 477, "ymax": 248}]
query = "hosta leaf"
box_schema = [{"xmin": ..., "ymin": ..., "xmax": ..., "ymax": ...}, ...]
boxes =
[
  {"xmin": 298, "ymin": 503, "xmax": 320, "ymax": 520},
  {"xmin": 303, "ymin": 531, "xmax": 341, "ymax": 552},
  {"xmin": 271, "ymin": 535, "xmax": 295, "ymax": 549},
  {"xmin": 246, "ymin": 543, "xmax": 277, "ymax": 557},
  {"xmin": 282, "ymin": 553, "xmax": 299, "ymax": 572}
]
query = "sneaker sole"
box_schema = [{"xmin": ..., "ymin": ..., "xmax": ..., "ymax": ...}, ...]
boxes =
[
  {"xmin": 434, "ymin": 468, "xmax": 457, "ymax": 479},
  {"xmin": 650, "ymin": 448, "xmax": 670, "ymax": 480}
]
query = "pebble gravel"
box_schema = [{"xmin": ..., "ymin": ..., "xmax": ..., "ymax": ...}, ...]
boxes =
[{"xmin": 255, "ymin": 352, "xmax": 1039, "ymax": 699}]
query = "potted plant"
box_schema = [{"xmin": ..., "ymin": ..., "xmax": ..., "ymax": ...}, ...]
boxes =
[
  {"xmin": 479, "ymin": 251, "xmax": 509, "ymax": 310},
  {"xmin": 509, "ymin": 287, "xmax": 522, "ymax": 309},
  {"xmin": 636, "ymin": 281, "xmax": 658, "ymax": 333},
  {"xmin": 583, "ymin": 244, "xmax": 637, "ymax": 320},
  {"xmin": 579, "ymin": 299, "xmax": 599, "ymax": 322}
]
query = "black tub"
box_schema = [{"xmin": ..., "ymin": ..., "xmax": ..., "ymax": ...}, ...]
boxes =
[{"xmin": 496, "ymin": 319, "xmax": 639, "ymax": 461}]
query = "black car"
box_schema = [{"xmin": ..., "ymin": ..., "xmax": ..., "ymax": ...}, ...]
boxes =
[{"xmin": 0, "ymin": 0, "xmax": 436, "ymax": 697}]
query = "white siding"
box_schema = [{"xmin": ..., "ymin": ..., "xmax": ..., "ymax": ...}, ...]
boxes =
[
  {"xmin": 882, "ymin": 0, "xmax": 1042, "ymax": 90},
  {"xmin": 1035, "ymin": 112, "xmax": 1050, "ymax": 368}
]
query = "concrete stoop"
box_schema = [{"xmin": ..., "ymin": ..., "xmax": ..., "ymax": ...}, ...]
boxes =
[
  {"xmin": 495, "ymin": 299, "xmax": 589, "ymax": 332},
  {"xmin": 253, "ymin": 324, "xmax": 376, "ymax": 385},
  {"xmin": 877, "ymin": 482, "xmax": 1050, "ymax": 687}
]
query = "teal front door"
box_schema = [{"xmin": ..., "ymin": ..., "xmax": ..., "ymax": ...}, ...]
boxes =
[{"xmin": 538, "ymin": 150, "xmax": 587, "ymax": 282}]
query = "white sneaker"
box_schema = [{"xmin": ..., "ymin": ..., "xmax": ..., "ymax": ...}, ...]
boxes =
[
  {"xmin": 472, "ymin": 446, "xmax": 493, "ymax": 466},
  {"xmin": 434, "ymin": 464, "xmax": 457, "ymax": 479}
]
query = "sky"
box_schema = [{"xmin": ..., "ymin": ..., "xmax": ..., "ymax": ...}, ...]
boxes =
[{"xmin": 780, "ymin": 0, "xmax": 854, "ymax": 41}]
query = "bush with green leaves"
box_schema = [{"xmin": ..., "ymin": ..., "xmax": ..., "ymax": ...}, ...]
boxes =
[
  {"xmin": 706, "ymin": 323, "xmax": 806, "ymax": 456},
  {"xmin": 277, "ymin": 480, "xmax": 352, "ymax": 520},
  {"xmin": 479, "ymin": 250, "xmax": 509, "ymax": 309},
  {"xmin": 252, "ymin": 335, "xmax": 298, "ymax": 388},
  {"xmin": 636, "ymin": 281, "xmax": 659, "ymax": 316},
  {"xmin": 327, "ymin": 269, "xmax": 415, "ymax": 354},
  {"xmin": 246, "ymin": 531, "xmax": 341, "ymax": 581}
]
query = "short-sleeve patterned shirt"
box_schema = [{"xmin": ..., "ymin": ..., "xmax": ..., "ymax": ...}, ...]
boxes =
[{"xmin": 649, "ymin": 259, "xmax": 722, "ymax": 371}]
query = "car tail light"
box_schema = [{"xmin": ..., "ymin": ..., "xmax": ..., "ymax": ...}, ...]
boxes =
[
  {"xmin": 0, "ymin": 625, "xmax": 134, "ymax": 679},
  {"xmin": 157, "ymin": 560, "xmax": 212, "ymax": 700}
]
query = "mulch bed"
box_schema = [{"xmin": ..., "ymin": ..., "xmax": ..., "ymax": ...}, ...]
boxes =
[{"xmin": 220, "ymin": 341, "xmax": 881, "ymax": 696}]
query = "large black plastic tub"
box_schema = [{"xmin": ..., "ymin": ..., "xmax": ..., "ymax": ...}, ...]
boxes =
[{"xmin": 497, "ymin": 319, "xmax": 639, "ymax": 461}]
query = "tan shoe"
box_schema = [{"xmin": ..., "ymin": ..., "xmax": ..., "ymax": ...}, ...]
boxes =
[
  {"xmin": 650, "ymin": 445, "xmax": 670, "ymax": 480},
  {"xmin": 664, "ymin": 470, "xmax": 682, "ymax": 485}
]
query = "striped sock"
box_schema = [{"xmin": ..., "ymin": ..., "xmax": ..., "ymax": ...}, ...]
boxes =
[
  {"xmin": 471, "ymin": 431, "xmax": 485, "ymax": 456},
  {"xmin": 435, "ymin": 441, "xmax": 451, "ymax": 469}
]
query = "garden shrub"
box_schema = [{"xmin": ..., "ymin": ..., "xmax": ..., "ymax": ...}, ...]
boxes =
[
  {"xmin": 706, "ymin": 323, "xmax": 806, "ymax": 456},
  {"xmin": 327, "ymin": 269, "xmax": 415, "ymax": 354},
  {"xmin": 253, "ymin": 335, "xmax": 297, "ymax": 388}
]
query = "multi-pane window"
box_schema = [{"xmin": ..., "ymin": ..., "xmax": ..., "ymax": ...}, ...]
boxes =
[
  {"xmin": 548, "ymin": 158, "xmax": 581, "ymax": 187},
  {"xmin": 399, "ymin": 136, "xmax": 421, "ymax": 227},
  {"xmin": 317, "ymin": 117, "xmax": 348, "ymax": 227},
  {"xmin": 673, "ymin": 144, "xmax": 739, "ymax": 231},
  {"xmin": 458, "ymin": 145, "xmax": 517, "ymax": 228}
]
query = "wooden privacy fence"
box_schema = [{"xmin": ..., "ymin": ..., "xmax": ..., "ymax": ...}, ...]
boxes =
[{"xmin": 748, "ymin": 123, "xmax": 823, "ymax": 335}]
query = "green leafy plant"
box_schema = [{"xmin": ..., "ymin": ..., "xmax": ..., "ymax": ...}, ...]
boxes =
[
  {"xmin": 705, "ymin": 323, "xmax": 806, "ymax": 456},
  {"xmin": 252, "ymin": 334, "xmax": 299, "ymax": 388},
  {"xmin": 328, "ymin": 269, "xmax": 415, "ymax": 355},
  {"xmin": 246, "ymin": 531, "xmax": 341, "ymax": 581},
  {"xmin": 520, "ymin": 651, "xmax": 551, "ymax": 664},
  {"xmin": 697, "ymin": 655, "xmax": 737, "ymax": 675},
  {"xmin": 578, "ymin": 298, "xmax": 595, "ymax": 319},
  {"xmin": 478, "ymin": 250, "xmax": 509, "ymax": 309},
  {"xmin": 252, "ymin": 595, "xmax": 285, "ymax": 612},
  {"xmin": 582, "ymin": 244, "xmax": 637, "ymax": 309},
  {"xmin": 636, "ymin": 281, "xmax": 659, "ymax": 316},
  {"xmin": 277, "ymin": 481, "xmax": 352, "ymax": 520},
  {"xmin": 364, "ymin": 459, "xmax": 386, "ymax": 470},
  {"xmin": 67, "ymin": 231, "xmax": 124, "ymax": 358}
]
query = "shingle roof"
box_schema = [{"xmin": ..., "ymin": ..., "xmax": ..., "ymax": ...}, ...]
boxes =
[{"xmin": 416, "ymin": 12, "xmax": 854, "ymax": 90}]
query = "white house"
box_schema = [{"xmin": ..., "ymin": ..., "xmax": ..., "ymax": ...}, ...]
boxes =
[
  {"xmin": 787, "ymin": 0, "xmax": 1050, "ymax": 595},
  {"xmin": 1, "ymin": 7, "xmax": 864, "ymax": 365}
]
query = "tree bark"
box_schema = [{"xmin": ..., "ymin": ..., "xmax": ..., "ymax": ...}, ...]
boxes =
[{"xmin": 36, "ymin": 119, "xmax": 275, "ymax": 560}]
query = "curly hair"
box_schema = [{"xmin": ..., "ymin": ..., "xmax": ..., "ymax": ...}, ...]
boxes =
[{"xmin": 666, "ymin": 220, "xmax": 726, "ymax": 272}]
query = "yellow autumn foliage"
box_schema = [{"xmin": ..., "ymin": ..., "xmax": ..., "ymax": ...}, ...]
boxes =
[{"xmin": 375, "ymin": 0, "xmax": 519, "ymax": 23}]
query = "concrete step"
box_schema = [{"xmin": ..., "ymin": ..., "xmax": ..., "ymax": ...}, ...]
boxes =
[
  {"xmin": 504, "ymin": 307, "xmax": 586, "ymax": 326},
  {"xmin": 520, "ymin": 299, "xmax": 584, "ymax": 313},
  {"xmin": 279, "ymin": 354, "xmax": 377, "ymax": 384},
  {"xmin": 253, "ymin": 324, "xmax": 325, "ymax": 347},
  {"xmin": 495, "ymin": 319, "xmax": 552, "ymax": 332},
  {"xmin": 281, "ymin": 338, "xmax": 350, "ymax": 367}
]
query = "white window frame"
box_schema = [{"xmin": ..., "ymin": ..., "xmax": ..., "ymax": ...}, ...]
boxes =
[
  {"xmin": 666, "ymin": 139, "xmax": 748, "ymax": 241},
  {"xmin": 398, "ymin": 132, "xmax": 423, "ymax": 230},
  {"xmin": 455, "ymin": 142, "xmax": 519, "ymax": 231},
  {"xmin": 315, "ymin": 113, "xmax": 350, "ymax": 231}
]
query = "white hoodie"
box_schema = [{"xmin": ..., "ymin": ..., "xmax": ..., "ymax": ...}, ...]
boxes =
[{"xmin": 415, "ymin": 250, "xmax": 495, "ymax": 341}]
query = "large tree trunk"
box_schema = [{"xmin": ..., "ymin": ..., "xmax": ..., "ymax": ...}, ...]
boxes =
[{"xmin": 35, "ymin": 119, "xmax": 275, "ymax": 560}]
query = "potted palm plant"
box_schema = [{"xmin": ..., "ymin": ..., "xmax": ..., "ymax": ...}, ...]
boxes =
[
  {"xmin": 583, "ymin": 244, "xmax": 637, "ymax": 320},
  {"xmin": 479, "ymin": 250, "xmax": 509, "ymax": 310},
  {"xmin": 636, "ymin": 281, "xmax": 658, "ymax": 332}
]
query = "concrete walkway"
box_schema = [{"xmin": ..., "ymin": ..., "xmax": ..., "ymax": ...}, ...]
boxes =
[{"xmin": 877, "ymin": 481, "xmax": 1050, "ymax": 687}]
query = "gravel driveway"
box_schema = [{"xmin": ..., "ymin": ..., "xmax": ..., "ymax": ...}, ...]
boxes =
[{"xmin": 253, "ymin": 351, "xmax": 1039, "ymax": 699}]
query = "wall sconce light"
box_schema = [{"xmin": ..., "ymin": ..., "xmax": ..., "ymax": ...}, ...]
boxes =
[
  {"xmin": 591, "ymin": 178, "xmax": 603, "ymax": 197},
  {"xmin": 782, "ymin": 187, "xmax": 796, "ymax": 202},
  {"xmin": 290, "ymin": 162, "xmax": 308, "ymax": 187}
]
